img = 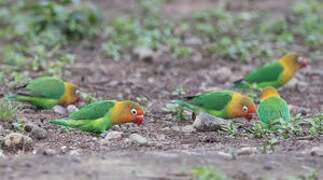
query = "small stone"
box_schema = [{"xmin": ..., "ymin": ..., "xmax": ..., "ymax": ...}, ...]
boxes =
[
  {"xmin": 67, "ymin": 105, "xmax": 79, "ymax": 114},
  {"xmin": 101, "ymin": 131, "xmax": 123, "ymax": 144},
  {"xmin": 30, "ymin": 126, "xmax": 47, "ymax": 140},
  {"xmin": 129, "ymin": 133, "xmax": 148, "ymax": 146},
  {"xmin": 298, "ymin": 108, "xmax": 308, "ymax": 116},
  {"xmin": 181, "ymin": 125, "xmax": 196, "ymax": 133},
  {"xmin": 193, "ymin": 112, "xmax": 227, "ymax": 132},
  {"xmin": 69, "ymin": 150, "xmax": 80, "ymax": 156},
  {"xmin": 214, "ymin": 67, "xmax": 232, "ymax": 82},
  {"xmin": 42, "ymin": 149, "xmax": 56, "ymax": 156},
  {"xmin": 310, "ymin": 146, "xmax": 323, "ymax": 157},
  {"xmin": 2, "ymin": 133, "xmax": 33, "ymax": 152},
  {"xmin": 171, "ymin": 126, "xmax": 181, "ymax": 131},
  {"xmin": 0, "ymin": 149, "xmax": 4, "ymax": 158},
  {"xmin": 0, "ymin": 125, "xmax": 5, "ymax": 136},
  {"xmin": 53, "ymin": 105, "xmax": 65, "ymax": 115},
  {"xmin": 237, "ymin": 147, "xmax": 258, "ymax": 155},
  {"xmin": 133, "ymin": 48, "xmax": 155, "ymax": 62},
  {"xmin": 217, "ymin": 151, "xmax": 233, "ymax": 159},
  {"xmin": 263, "ymin": 164, "xmax": 273, "ymax": 170},
  {"xmin": 60, "ymin": 146, "xmax": 68, "ymax": 153}
]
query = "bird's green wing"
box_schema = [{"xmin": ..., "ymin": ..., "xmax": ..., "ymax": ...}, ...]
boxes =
[
  {"xmin": 24, "ymin": 77, "xmax": 66, "ymax": 99},
  {"xmin": 185, "ymin": 91, "xmax": 233, "ymax": 111},
  {"xmin": 243, "ymin": 62, "xmax": 284, "ymax": 84},
  {"xmin": 257, "ymin": 97, "xmax": 290, "ymax": 124},
  {"xmin": 69, "ymin": 100, "xmax": 116, "ymax": 120}
]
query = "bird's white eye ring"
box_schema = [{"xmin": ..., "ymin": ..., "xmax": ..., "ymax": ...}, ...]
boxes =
[
  {"xmin": 242, "ymin": 106, "xmax": 248, "ymax": 112},
  {"xmin": 297, "ymin": 56, "xmax": 303, "ymax": 63},
  {"xmin": 75, "ymin": 90, "xmax": 80, "ymax": 95},
  {"xmin": 131, "ymin": 109, "xmax": 137, "ymax": 115}
]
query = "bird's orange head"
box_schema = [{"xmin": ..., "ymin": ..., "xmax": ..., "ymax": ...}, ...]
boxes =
[
  {"xmin": 113, "ymin": 101, "xmax": 145, "ymax": 126},
  {"xmin": 60, "ymin": 82, "xmax": 81, "ymax": 106},
  {"xmin": 280, "ymin": 53, "xmax": 307, "ymax": 70},
  {"xmin": 228, "ymin": 94, "xmax": 257, "ymax": 121}
]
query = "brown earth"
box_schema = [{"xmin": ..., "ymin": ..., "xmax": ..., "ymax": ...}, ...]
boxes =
[{"xmin": 0, "ymin": 0, "xmax": 322, "ymax": 179}]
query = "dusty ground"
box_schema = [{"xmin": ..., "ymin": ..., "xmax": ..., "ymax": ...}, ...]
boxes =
[{"xmin": 0, "ymin": 0, "xmax": 322, "ymax": 179}]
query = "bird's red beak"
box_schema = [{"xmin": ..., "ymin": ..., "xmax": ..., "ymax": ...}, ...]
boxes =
[
  {"xmin": 134, "ymin": 110, "xmax": 145, "ymax": 126},
  {"xmin": 245, "ymin": 107, "xmax": 256, "ymax": 121},
  {"xmin": 245, "ymin": 113, "xmax": 253, "ymax": 121},
  {"xmin": 301, "ymin": 59, "xmax": 307, "ymax": 68},
  {"xmin": 76, "ymin": 96, "xmax": 82, "ymax": 103}
]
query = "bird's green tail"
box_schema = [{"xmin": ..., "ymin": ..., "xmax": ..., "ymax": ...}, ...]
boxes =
[
  {"xmin": 50, "ymin": 119, "xmax": 76, "ymax": 127},
  {"xmin": 172, "ymin": 100, "xmax": 200, "ymax": 113},
  {"xmin": 5, "ymin": 95, "xmax": 19, "ymax": 101},
  {"xmin": 50, "ymin": 118, "xmax": 108, "ymax": 136}
]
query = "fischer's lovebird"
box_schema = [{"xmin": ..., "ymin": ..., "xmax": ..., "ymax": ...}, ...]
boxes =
[
  {"xmin": 5, "ymin": 77, "xmax": 81, "ymax": 109},
  {"xmin": 173, "ymin": 90, "xmax": 256, "ymax": 121},
  {"xmin": 233, "ymin": 53, "xmax": 307, "ymax": 89},
  {"xmin": 50, "ymin": 100, "xmax": 144, "ymax": 135},
  {"xmin": 257, "ymin": 87, "xmax": 290, "ymax": 124}
]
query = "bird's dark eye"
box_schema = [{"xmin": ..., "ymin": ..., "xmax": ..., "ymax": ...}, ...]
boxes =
[
  {"xmin": 297, "ymin": 56, "xmax": 303, "ymax": 64},
  {"xmin": 131, "ymin": 109, "xmax": 137, "ymax": 115},
  {"xmin": 242, "ymin": 106, "xmax": 248, "ymax": 112}
]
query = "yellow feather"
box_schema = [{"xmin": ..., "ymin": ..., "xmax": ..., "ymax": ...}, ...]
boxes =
[
  {"xmin": 59, "ymin": 82, "xmax": 78, "ymax": 106},
  {"xmin": 261, "ymin": 87, "xmax": 280, "ymax": 101},
  {"xmin": 279, "ymin": 53, "xmax": 301, "ymax": 84}
]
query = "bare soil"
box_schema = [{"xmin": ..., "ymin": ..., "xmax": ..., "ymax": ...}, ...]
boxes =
[{"xmin": 0, "ymin": 0, "xmax": 322, "ymax": 179}]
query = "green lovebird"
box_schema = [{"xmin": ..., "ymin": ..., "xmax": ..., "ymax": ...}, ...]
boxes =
[
  {"xmin": 257, "ymin": 87, "xmax": 290, "ymax": 124},
  {"xmin": 173, "ymin": 90, "xmax": 256, "ymax": 121},
  {"xmin": 5, "ymin": 77, "xmax": 81, "ymax": 109},
  {"xmin": 50, "ymin": 100, "xmax": 145, "ymax": 135},
  {"xmin": 233, "ymin": 53, "xmax": 307, "ymax": 89}
]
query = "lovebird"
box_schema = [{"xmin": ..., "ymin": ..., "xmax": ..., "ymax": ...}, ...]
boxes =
[
  {"xmin": 50, "ymin": 100, "xmax": 145, "ymax": 135},
  {"xmin": 173, "ymin": 90, "xmax": 257, "ymax": 121},
  {"xmin": 233, "ymin": 53, "xmax": 307, "ymax": 89},
  {"xmin": 5, "ymin": 77, "xmax": 81, "ymax": 109},
  {"xmin": 257, "ymin": 87, "xmax": 290, "ymax": 124}
]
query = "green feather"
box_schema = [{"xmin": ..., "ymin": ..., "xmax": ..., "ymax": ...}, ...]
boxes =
[
  {"xmin": 50, "ymin": 100, "xmax": 116, "ymax": 135},
  {"xmin": 233, "ymin": 61, "xmax": 284, "ymax": 88},
  {"xmin": 69, "ymin": 100, "xmax": 115, "ymax": 119},
  {"xmin": 5, "ymin": 95, "xmax": 59, "ymax": 109},
  {"xmin": 173, "ymin": 91, "xmax": 234, "ymax": 119},
  {"xmin": 26, "ymin": 77, "xmax": 66, "ymax": 99},
  {"xmin": 257, "ymin": 97, "xmax": 290, "ymax": 124}
]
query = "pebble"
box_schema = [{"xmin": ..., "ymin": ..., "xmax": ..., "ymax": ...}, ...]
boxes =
[
  {"xmin": 237, "ymin": 147, "xmax": 258, "ymax": 155},
  {"xmin": 53, "ymin": 105, "xmax": 66, "ymax": 115},
  {"xmin": 193, "ymin": 112, "xmax": 227, "ymax": 132},
  {"xmin": 67, "ymin": 105, "xmax": 79, "ymax": 114},
  {"xmin": 133, "ymin": 48, "xmax": 155, "ymax": 63},
  {"xmin": 0, "ymin": 125, "xmax": 5, "ymax": 136},
  {"xmin": 2, "ymin": 133, "xmax": 33, "ymax": 152},
  {"xmin": 101, "ymin": 131, "xmax": 123, "ymax": 144},
  {"xmin": 0, "ymin": 149, "xmax": 5, "ymax": 158},
  {"xmin": 181, "ymin": 125, "xmax": 196, "ymax": 133},
  {"xmin": 69, "ymin": 150, "xmax": 80, "ymax": 156},
  {"xmin": 42, "ymin": 149, "xmax": 57, "ymax": 156},
  {"xmin": 310, "ymin": 146, "xmax": 323, "ymax": 157},
  {"xmin": 60, "ymin": 146, "xmax": 68, "ymax": 153},
  {"xmin": 129, "ymin": 133, "xmax": 148, "ymax": 146},
  {"xmin": 25, "ymin": 125, "xmax": 47, "ymax": 140},
  {"xmin": 214, "ymin": 67, "xmax": 232, "ymax": 82}
]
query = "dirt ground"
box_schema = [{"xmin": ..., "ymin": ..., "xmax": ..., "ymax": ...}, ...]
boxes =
[{"xmin": 0, "ymin": 0, "xmax": 322, "ymax": 179}]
